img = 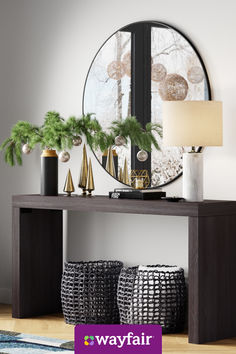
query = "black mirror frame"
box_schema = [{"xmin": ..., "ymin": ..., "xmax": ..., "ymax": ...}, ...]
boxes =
[{"xmin": 82, "ymin": 20, "xmax": 211, "ymax": 188}]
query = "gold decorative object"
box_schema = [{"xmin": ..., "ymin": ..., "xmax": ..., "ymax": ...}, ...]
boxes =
[
  {"xmin": 187, "ymin": 66, "xmax": 204, "ymax": 84},
  {"xmin": 107, "ymin": 60, "xmax": 125, "ymax": 80},
  {"xmin": 105, "ymin": 147, "xmax": 116, "ymax": 178},
  {"xmin": 86, "ymin": 158, "xmax": 95, "ymax": 196},
  {"xmin": 122, "ymin": 158, "xmax": 129, "ymax": 185},
  {"xmin": 130, "ymin": 169, "xmax": 150, "ymax": 189},
  {"xmin": 118, "ymin": 167, "xmax": 123, "ymax": 182},
  {"xmin": 78, "ymin": 144, "xmax": 88, "ymax": 195},
  {"xmin": 158, "ymin": 73, "xmax": 188, "ymax": 101},
  {"xmin": 151, "ymin": 63, "xmax": 167, "ymax": 82},
  {"xmin": 63, "ymin": 169, "xmax": 75, "ymax": 196}
]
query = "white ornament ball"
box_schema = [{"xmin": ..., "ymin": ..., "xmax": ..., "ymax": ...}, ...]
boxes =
[
  {"xmin": 137, "ymin": 149, "xmax": 148, "ymax": 162},
  {"xmin": 73, "ymin": 136, "xmax": 82, "ymax": 146},
  {"xmin": 22, "ymin": 143, "xmax": 31, "ymax": 154},
  {"xmin": 59, "ymin": 151, "xmax": 70, "ymax": 162},
  {"xmin": 115, "ymin": 135, "xmax": 126, "ymax": 146}
]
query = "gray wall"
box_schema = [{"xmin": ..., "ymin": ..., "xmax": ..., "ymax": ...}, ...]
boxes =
[{"xmin": 1, "ymin": 0, "xmax": 236, "ymax": 303}]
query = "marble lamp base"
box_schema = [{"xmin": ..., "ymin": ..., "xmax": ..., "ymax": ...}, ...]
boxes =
[{"xmin": 183, "ymin": 152, "xmax": 203, "ymax": 202}]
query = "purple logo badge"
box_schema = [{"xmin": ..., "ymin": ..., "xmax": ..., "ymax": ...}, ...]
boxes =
[{"xmin": 75, "ymin": 324, "xmax": 162, "ymax": 353}]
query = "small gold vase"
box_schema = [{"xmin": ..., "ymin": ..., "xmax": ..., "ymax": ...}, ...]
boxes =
[
  {"xmin": 78, "ymin": 144, "xmax": 88, "ymax": 195},
  {"xmin": 86, "ymin": 158, "xmax": 95, "ymax": 196},
  {"xmin": 63, "ymin": 169, "xmax": 75, "ymax": 196}
]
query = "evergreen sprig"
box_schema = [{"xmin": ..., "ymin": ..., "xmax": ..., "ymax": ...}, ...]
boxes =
[{"xmin": 0, "ymin": 111, "xmax": 162, "ymax": 166}]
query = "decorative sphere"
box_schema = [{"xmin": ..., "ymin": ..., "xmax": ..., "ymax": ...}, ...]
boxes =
[
  {"xmin": 73, "ymin": 136, "xmax": 82, "ymax": 146},
  {"xmin": 115, "ymin": 135, "xmax": 126, "ymax": 146},
  {"xmin": 158, "ymin": 73, "xmax": 188, "ymax": 101},
  {"xmin": 187, "ymin": 66, "xmax": 204, "ymax": 84},
  {"xmin": 151, "ymin": 63, "xmax": 167, "ymax": 82},
  {"xmin": 137, "ymin": 149, "xmax": 148, "ymax": 162},
  {"xmin": 22, "ymin": 143, "xmax": 31, "ymax": 155},
  {"xmin": 59, "ymin": 151, "xmax": 70, "ymax": 162},
  {"xmin": 107, "ymin": 60, "xmax": 126, "ymax": 80}
]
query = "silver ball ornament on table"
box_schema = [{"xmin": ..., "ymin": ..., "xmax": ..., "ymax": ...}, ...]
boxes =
[
  {"xmin": 22, "ymin": 143, "xmax": 31, "ymax": 154},
  {"xmin": 137, "ymin": 149, "xmax": 148, "ymax": 162},
  {"xmin": 72, "ymin": 136, "xmax": 82, "ymax": 146},
  {"xmin": 59, "ymin": 150, "xmax": 70, "ymax": 162},
  {"xmin": 115, "ymin": 135, "xmax": 126, "ymax": 146}
]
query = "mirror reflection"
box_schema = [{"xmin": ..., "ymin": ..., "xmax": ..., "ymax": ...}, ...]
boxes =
[{"xmin": 83, "ymin": 21, "xmax": 210, "ymax": 187}]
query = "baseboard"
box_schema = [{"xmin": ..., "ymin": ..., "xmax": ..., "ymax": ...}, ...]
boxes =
[{"xmin": 0, "ymin": 288, "xmax": 11, "ymax": 304}]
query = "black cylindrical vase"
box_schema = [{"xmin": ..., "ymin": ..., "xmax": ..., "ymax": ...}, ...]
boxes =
[{"xmin": 41, "ymin": 150, "xmax": 58, "ymax": 196}]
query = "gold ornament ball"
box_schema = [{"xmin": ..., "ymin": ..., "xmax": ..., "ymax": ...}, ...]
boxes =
[
  {"xmin": 151, "ymin": 63, "xmax": 167, "ymax": 82},
  {"xmin": 107, "ymin": 60, "xmax": 126, "ymax": 80},
  {"xmin": 115, "ymin": 135, "xmax": 126, "ymax": 146},
  {"xmin": 187, "ymin": 66, "xmax": 204, "ymax": 84},
  {"xmin": 73, "ymin": 136, "xmax": 82, "ymax": 146},
  {"xmin": 137, "ymin": 149, "xmax": 148, "ymax": 162},
  {"xmin": 22, "ymin": 143, "xmax": 31, "ymax": 154},
  {"xmin": 59, "ymin": 151, "xmax": 70, "ymax": 162},
  {"xmin": 158, "ymin": 73, "xmax": 188, "ymax": 101}
]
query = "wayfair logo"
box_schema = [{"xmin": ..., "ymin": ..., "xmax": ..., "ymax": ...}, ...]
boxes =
[
  {"xmin": 84, "ymin": 332, "xmax": 153, "ymax": 349},
  {"xmin": 75, "ymin": 324, "xmax": 162, "ymax": 353},
  {"xmin": 84, "ymin": 336, "xmax": 95, "ymax": 346}
]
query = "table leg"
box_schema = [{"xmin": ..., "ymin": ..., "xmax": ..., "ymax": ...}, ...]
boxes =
[
  {"xmin": 12, "ymin": 207, "xmax": 63, "ymax": 318},
  {"xmin": 188, "ymin": 215, "xmax": 236, "ymax": 343}
]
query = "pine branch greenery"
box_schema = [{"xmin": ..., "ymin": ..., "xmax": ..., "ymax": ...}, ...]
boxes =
[{"xmin": 0, "ymin": 111, "xmax": 162, "ymax": 166}]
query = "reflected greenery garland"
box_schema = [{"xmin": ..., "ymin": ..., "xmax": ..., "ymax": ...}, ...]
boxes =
[{"xmin": 0, "ymin": 111, "xmax": 162, "ymax": 166}]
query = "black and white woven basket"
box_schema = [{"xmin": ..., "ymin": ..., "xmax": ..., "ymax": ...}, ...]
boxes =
[
  {"xmin": 117, "ymin": 265, "xmax": 186, "ymax": 333},
  {"xmin": 61, "ymin": 260, "xmax": 123, "ymax": 325}
]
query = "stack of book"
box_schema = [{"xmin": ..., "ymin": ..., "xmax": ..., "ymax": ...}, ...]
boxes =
[{"xmin": 109, "ymin": 188, "xmax": 166, "ymax": 200}]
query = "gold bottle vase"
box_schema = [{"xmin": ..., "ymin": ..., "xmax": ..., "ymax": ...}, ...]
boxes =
[{"xmin": 41, "ymin": 149, "xmax": 58, "ymax": 196}]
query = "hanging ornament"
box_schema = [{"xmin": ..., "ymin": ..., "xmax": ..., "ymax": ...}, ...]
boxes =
[
  {"xmin": 22, "ymin": 143, "xmax": 31, "ymax": 155},
  {"xmin": 115, "ymin": 135, "xmax": 126, "ymax": 146},
  {"xmin": 73, "ymin": 136, "xmax": 82, "ymax": 146},
  {"xmin": 107, "ymin": 61, "xmax": 125, "ymax": 80},
  {"xmin": 151, "ymin": 63, "xmax": 167, "ymax": 82},
  {"xmin": 59, "ymin": 150, "xmax": 70, "ymax": 162},
  {"xmin": 158, "ymin": 73, "xmax": 188, "ymax": 101},
  {"xmin": 187, "ymin": 66, "xmax": 204, "ymax": 84},
  {"xmin": 137, "ymin": 149, "xmax": 148, "ymax": 162}
]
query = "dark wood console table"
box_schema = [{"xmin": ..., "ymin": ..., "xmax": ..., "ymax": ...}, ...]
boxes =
[{"xmin": 12, "ymin": 195, "xmax": 236, "ymax": 344}]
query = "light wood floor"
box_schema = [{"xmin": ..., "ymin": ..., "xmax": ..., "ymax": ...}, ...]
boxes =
[{"xmin": 0, "ymin": 304, "xmax": 236, "ymax": 353}]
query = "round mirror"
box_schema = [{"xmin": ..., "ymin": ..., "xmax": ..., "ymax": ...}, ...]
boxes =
[{"xmin": 83, "ymin": 21, "xmax": 211, "ymax": 188}]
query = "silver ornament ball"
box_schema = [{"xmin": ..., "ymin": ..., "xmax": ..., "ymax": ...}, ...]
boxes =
[
  {"xmin": 59, "ymin": 150, "xmax": 70, "ymax": 162},
  {"xmin": 22, "ymin": 143, "xmax": 31, "ymax": 155},
  {"xmin": 73, "ymin": 136, "xmax": 82, "ymax": 146},
  {"xmin": 137, "ymin": 149, "xmax": 148, "ymax": 162},
  {"xmin": 115, "ymin": 135, "xmax": 126, "ymax": 146}
]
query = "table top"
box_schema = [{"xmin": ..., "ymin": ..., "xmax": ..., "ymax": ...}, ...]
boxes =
[{"xmin": 12, "ymin": 194, "xmax": 236, "ymax": 217}]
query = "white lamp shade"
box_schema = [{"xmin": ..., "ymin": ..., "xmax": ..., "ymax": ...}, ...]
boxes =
[{"xmin": 163, "ymin": 101, "xmax": 223, "ymax": 147}]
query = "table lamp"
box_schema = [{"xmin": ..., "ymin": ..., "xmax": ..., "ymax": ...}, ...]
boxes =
[{"xmin": 163, "ymin": 101, "xmax": 223, "ymax": 201}]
